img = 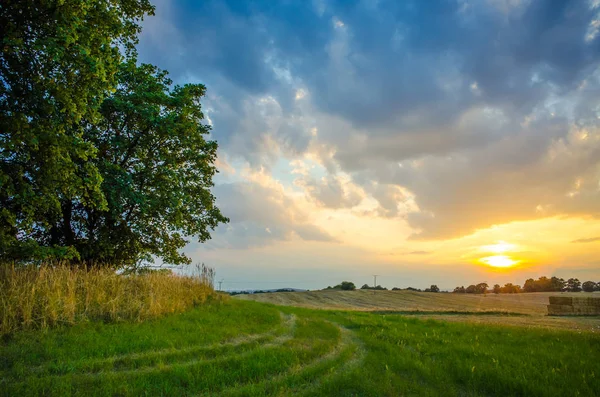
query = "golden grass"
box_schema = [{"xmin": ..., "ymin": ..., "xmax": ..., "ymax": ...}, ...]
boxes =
[{"xmin": 0, "ymin": 264, "xmax": 220, "ymax": 336}]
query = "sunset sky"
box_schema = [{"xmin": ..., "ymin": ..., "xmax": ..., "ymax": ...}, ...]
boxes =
[{"xmin": 138, "ymin": 0, "xmax": 600, "ymax": 290}]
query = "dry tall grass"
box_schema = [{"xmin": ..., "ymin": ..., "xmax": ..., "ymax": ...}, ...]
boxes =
[{"xmin": 0, "ymin": 264, "xmax": 219, "ymax": 335}]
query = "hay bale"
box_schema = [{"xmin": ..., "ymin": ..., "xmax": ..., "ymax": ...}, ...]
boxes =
[
  {"xmin": 570, "ymin": 297, "xmax": 600, "ymax": 307},
  {"xmin": 572, "ymin": 306, "xmax": 600, "ymax": 315},
  {"xmin": 547, "ymin": 304, "xmax": 574, "ymax": 315},
  {"xmin": 549, "ymin": 296, "xmax": 572, "ymax": 305}
]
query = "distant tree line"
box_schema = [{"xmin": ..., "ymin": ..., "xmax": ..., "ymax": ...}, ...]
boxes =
[
  {"xmin": 325, "ymin": 281, "xmax": 357, "ymax": 291},
  {"xmin": 453, "ymin": 277, "xmax": 600, "ymax": 294}
]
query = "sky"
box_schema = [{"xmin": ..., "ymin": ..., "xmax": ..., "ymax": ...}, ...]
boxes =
[{"xmin": 137, "ymin": 0, "xmax": 600, "ymax": 291}]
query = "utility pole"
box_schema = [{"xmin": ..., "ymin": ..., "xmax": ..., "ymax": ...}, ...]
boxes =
[
  {"xmin": 218, "ymin": 279, "xmax": 224, "ymax": 291},
  {"xmin": 372, "ymin": 274, "xmax": 380, "ymax": 295}
]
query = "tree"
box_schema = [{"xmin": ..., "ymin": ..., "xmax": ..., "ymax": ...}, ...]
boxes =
[
  {"xmin": 75, "ymin": 61, "xmax": 227, "ymax": 266},
  {"xmin": 566, "ymin": 278, "xmax": 582, "ymax": 292},
  {"xmin": 493, "ymin": 284, "xmax": 501, "ymax": 294},
  {"xmin": 328, "ymin": 281, "xmax": 356, "ymax": 290},
  {"xmin": 501, "ymin": 283, "xmax": 521, "ymax": 294},
  {"xmin": 428, "ymin": 285, "xmax": 440, "ymax": 293},
  {"xmin": 582, "ymin": 281, "xmax": 596, "ymax": 293},
  {"xmin": 549, "ymin": 277, "xmax": 566, "ymax": 292},
  {"xmin": 1, "ymin": 1, "xmax": 155, "ymax": 262},
  {"xmin": 453, "ymin": 286, "xmax": 466, "ymax": 293},
  {"xmin": 476, "ymin": 283, "xmax": 489, "ymax": 294},
  {"xmin": 465, "ymin": 285, "xmax": 477, "ymax": 294},
  {"xmin": 339, "ymin": 281, "xmax": 356, "ymax": 291},
  {"xmin": 523, "ymin": 278, "xmax": 537, "ymax": 292}
]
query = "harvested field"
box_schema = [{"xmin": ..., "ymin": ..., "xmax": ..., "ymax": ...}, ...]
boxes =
[{"xmin": 236, "ymin": 290, "xmax": 600, "ymax": 331}]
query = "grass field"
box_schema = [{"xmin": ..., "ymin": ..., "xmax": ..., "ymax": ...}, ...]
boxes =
[
  {"xmin": 237, "ymin": 290, "xmax": 600, "ymax": 331},
  {"xmin": 2, "ymin": 298, "xmax": 599, "ymax": 396}
]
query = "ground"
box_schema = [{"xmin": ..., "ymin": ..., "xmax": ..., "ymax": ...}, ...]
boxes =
[
  {"xmin": 236, "ymin": 290, "xmax": 600, "ymax": 331},
  {"xmin": 2, "ymin": 295, "xmax": 599, "ymax": 396}
]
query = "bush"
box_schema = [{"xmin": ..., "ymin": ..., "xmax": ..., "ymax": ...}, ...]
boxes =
[{"xmin": 0, "ymin": 264, "xmax": 219, "ymax": 335}]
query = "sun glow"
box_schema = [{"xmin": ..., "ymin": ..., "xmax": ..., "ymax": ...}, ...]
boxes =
[
  {"xmin": 480, "ymin": 255, "xmax": 518, "ymax": 268},
  {"xmin": 480, "ymin": 240, "xmax": 516, "ymax": 254}
]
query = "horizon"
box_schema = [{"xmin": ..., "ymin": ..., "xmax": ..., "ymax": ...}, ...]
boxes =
[{"xmin": 139, "ymin": 0, "xmax": 600, "ymax": 291}]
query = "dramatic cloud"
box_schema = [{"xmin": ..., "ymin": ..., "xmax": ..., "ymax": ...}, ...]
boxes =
[{"xmin": 137, "ymin": 0, "xmax": 600, "ymax": 265}]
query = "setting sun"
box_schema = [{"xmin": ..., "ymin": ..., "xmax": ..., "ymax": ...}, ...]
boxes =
[{"xmin": 480, "ymin": 255, "xmax": 518, "ymax": 268}]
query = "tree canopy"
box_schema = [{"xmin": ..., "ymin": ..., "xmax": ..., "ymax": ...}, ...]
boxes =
[{"xmin": 1, "ymin": 1, "xmax": 228, "ymax": 266}]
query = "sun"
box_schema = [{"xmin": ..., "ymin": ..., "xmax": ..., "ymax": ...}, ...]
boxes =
[{"xmin": 480, "ymin": 255, "xmax": 518, "ymax": 268}]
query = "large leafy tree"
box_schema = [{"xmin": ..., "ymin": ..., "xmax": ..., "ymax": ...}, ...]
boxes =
[
  {"xmin": 1, "ymin": 2, "xmax": 228, "ymax": 266},
  {"xmin": 79, "ymin": 61, "xmax": 228, "ymax": 266},
  {"xmin": 1, "ymin": 0, "xmax": 154, "ymax": 260}
]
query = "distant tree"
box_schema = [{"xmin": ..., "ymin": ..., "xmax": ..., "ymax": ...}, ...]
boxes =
[
  {"xmin": 550, "ymin": 277, "xmax": 566, "ymax": 292},
  {"xmin": 582, "ymin": 281, "xmax": 596, "ymax": 293},
  {"xmin": 476, "ymin": 283, "xmax": 489, "ymax": 294},
  {"xmin": 453, "ymin": 286, "xmax": 466, "ymax": 293},
  {"xmin": 501, "ymin": 283, "xmax": 521, "ymax": 294},
  {"xmin": 465, "ymin": 285, "xmax": 477, "ymax": 294},
  {"xmin": 391, "ymin": 287, "xmax": 401, "ymax": 291},
  {"xmin": 493, "ymin": 284, "xmax": 501, "ymax": 294},
  {"xmin": 596, "ymin": 282, "xmax": 600, "ymax": 292},
  {"xmin": 327, "ymin": 281, "xmax": 356, "ymax": 290},
  {"xmin": 523, "ymin": 278, "xmax": 537, "ymax": 292},
  {"xmin": 523, "ymin": 276, "xmax": 565, "ymax": 292},
  {"xmin": 340, "ymin": 281, "xmax": 356, "ymax": 291},
  {"xmin": 566, "ymin": 278, "xmax": 582, "ymax": 292},
  {"xmin": 428, "ymin": 285, "xmax": 440, "ymax": 293},
  {"xmin": 361, "ymin": 284, "xmax": 371, "ymax": 290}
]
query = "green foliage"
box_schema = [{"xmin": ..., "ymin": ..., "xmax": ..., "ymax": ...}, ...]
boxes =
[
  {"xmin": 424, "ymin": 284, "xmax": 439, "ymax": 293},
  {"xmin": 79, "ymin": 61, "xmax": 228, "ymax": 266},
  {"xmin": 361, "ymin": 284, "xmax": 387, "ymax": 290},
  {"xmin": 1, "ymin": 3, "xmax": 228, "ymax": 266},
  {"xmin": 326, "ymin": 281, "xmax": 356, "ymax": 290},
  {"xmin": 0, "ymin": 0, "xmax": 154, "ymax": 261},
  {"xmin": 581, "ymin": 281, "xmax": 596, "ymax": 293},
  {"xmin": 1, "ymin": 300, "xmax": 598, "ymax": 396},
  {"xmin": 566, "ymin": 278, "xmax": 582, "ymax": 292}
]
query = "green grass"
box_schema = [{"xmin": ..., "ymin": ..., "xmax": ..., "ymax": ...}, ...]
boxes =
[{"xmin": 1, "ymin": 299, "xmax": 599, "ymax": 396}]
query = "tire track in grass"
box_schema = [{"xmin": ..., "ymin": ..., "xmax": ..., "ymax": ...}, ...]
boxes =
[
  {"xmin": 20, "ymin": 313, "xmax": 296, "ymax": 378},
  {"xmin": 217, "ymin": 321, "xmax": 366, "ymax": 397}
]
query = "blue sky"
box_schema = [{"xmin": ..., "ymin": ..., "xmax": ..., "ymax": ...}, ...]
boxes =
[{"xmin": 138, "ymin": 0, "xmax": 600, "ymax": 290}]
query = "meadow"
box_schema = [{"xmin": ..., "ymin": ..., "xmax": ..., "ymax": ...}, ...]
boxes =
[{"xmin": 1, "ymin": 298, "xmax": 599, "ymax": 396}]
